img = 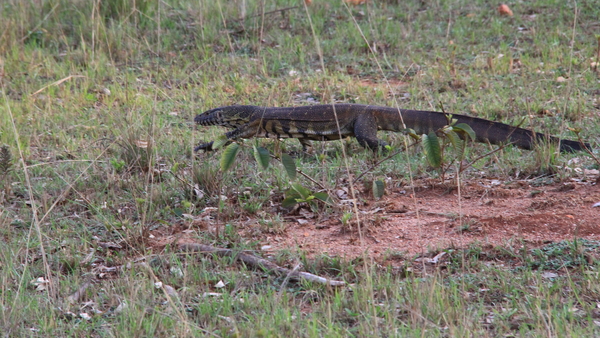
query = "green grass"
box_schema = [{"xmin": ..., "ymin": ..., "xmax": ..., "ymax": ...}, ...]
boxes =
[{"xmin": 1, "ymin": 0, "xmax": 599, "ymax": 336}]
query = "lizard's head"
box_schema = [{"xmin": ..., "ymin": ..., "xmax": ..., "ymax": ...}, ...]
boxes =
[{"xmin": 194, "ymin": 105, "xmax": 257, "ymax": 127}]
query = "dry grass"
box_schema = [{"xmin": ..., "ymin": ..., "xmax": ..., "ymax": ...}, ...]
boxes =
[{"xmin": 0, "ymin": 0, "xmax": 599, "ymax": 336}]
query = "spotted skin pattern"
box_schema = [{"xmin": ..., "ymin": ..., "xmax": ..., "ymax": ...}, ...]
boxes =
[{"xmin": 194, "ymin": 104, "xmax": 589, "ymax": 153}]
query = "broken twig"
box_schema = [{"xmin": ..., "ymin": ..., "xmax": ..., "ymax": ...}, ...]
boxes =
[{"xmin": 179, "ymin": 243, "xmax": 345, "ymax": 286}]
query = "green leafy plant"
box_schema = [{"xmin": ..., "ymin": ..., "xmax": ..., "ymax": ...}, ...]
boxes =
[
  {"xmin": 421, "ymin": 132, "xmax": 442, "ymax": 168},
  {"xmin": 220, "ymin": 143, "xmax": 240, "ymax": 171},
  {"xmin": 253, "ymin": 145, "xmax": 270, "ymax": 170},
  {"xmin": 281, "ymin": 182, "xmax": 329, "ymax": 210},
  {"xmin": 211, "ymin": 134, "xmax": 230, "ymax": 151},
  {"xmin": 219, "ymin": 143, "xmax": 331, "ymax": 210},
  {"xmin": 218, "ymin": 142, "xmax": 269, "ymax": 173},
  {"xmin": 340, "ymin": 212, "xmax": 353, "ymax": 226},
  {"xmin": 372, "ymin": 179, "xmax": 385, "ymax": 200},
  {"xmin": 280, "ymin": 152, "xmax": 297, "ymax": 180},
  {"xmin": 110, "ymin": 158, "xmax": 127, "ymax": 173},
  {"xmin": 415, "ymin": 115, "xmax": 476, "ymax": 179}
]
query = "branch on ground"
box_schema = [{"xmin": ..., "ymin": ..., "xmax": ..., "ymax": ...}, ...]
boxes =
[{"xmin": 179, "ymin": 243, "xmax": 345, "ymax": 287}]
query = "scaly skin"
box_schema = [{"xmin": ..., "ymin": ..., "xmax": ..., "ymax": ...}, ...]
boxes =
[{"xmin": 194, "ymin": 104, "xmax": 589, "ymax": 153}]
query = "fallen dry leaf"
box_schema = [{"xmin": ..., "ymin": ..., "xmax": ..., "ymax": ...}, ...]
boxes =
[
  {"xmin": 542, "ymin": 272, "xmax": 559, "ymax": 279},
  {"xmin": 30, "ymin": 277, "xmax": 50, "ymax": 291},
  {"xmin": 79, "ymin": 313, "xmax": 92, "ymax": 321},
  {"xmin": 498, "ymin": 4, "xmax": 513, "ymax": 16},
  {"xmin": 202, "ymin": 292, "xmax": 223, "ymax": 297}
]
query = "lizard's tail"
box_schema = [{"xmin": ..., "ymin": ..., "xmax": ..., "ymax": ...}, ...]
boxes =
[
  {"xmin": 398, "ymin": 109, "xmax": 590, "ymax": 153},
  {"xmin": 457, "ymin": 115, "xmax": 590, "ymax": 153}
]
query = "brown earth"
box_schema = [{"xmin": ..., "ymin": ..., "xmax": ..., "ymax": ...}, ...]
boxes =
[
  {"xmin": 151, "ymin": 176, "xmax": 600, "ymax": 260},
  {"xmin": 258, "ymin": 178, "xmax": 600, "ymax": 258}
]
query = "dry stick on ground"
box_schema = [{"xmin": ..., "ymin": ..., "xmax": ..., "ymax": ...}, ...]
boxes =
[
  {"xmin": 278, "ymin": 262, "xmax": 302, "ymax": 298},
  {"xmin": 352, "ymin": 148, "xmax": 406, "ymax": 185},
  {"xmin": 457, "ymin": 117, "xmax": 527, "ymax": 173},
  {"xmin": 179, "ymin": 243, "xmax": 345, "ymax": 286},
  {"xmin": 460, "ymin": 141, "xmax": 515, "ymax": 173},
  {"xmin": 352, "ymin": 141, "xmax": 421, "ymax": 185}
]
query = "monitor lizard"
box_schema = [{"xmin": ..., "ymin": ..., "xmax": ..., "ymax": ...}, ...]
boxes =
[{"xmin": 194, "ymin": 104, "xmax": 589, "ymax": 153}]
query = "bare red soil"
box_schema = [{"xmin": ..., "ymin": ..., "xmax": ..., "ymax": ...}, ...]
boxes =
[{"xmin": 152, "ymin": 176, "xmax": 600, "ymax": 260}]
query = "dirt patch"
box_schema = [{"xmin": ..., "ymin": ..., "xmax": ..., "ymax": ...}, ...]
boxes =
[{"xmin": 150, "ymin": 178, "xmax": 600, "ymax": 260}]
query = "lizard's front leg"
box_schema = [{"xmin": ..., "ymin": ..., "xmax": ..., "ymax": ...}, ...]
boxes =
[
  {"xmin": 194, "ymin": 141, "xmax": 215, "ymax": 152},
  {"xmin": 354, "ymin": 114, "xmax": 388, "ymax": 150},
  {"xmin": 195, "ymin": 121, "xmax": 261, "ymax": 152}
]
